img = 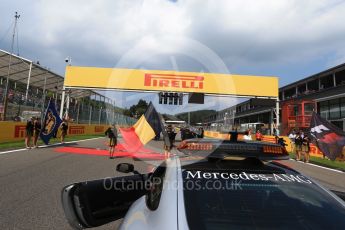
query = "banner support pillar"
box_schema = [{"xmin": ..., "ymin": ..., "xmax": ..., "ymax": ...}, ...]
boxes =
[
  {"xmin": 60, "ymin": 86, "xmax": 65, "ymax": 119},
  {"xmin": 276, "ymin": 98, "xmax": 280, "ymax": 132},
  {"xmin": 40, "ymin": 74, "xmax": 47, "ymax": 122},
  {"xmin": 270, "ymin": 109, "xmax": 274, "ymax": 135},
  {"xmin": 25, "ymin": 62, "xmax": 32, "ymax": 101},
  {"xmin": 89, "ymin": 105, "xmax": 92, "ymax": 125},
  {"xmin": 65, "ymin": 90, "xmax": 70, "ymax": 120}
]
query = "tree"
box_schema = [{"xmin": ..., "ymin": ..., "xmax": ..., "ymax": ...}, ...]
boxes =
[
  {"xmin": 137, "ymin": 99, "xmax": 148, "ymax": 108},
  {"xmin": 123, "ymin": 99, "xmax": 149, "ymax": 118}
]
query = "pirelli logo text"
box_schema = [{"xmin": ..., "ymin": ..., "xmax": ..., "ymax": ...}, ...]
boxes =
[
  {"xmin": 69, "ymin": 126, "xmax": 85, "ymax": 135},
  {"xmin": 144, "ymin": 74, "xmax": 204, "ymax": 89},
  {"xmin": 14, "ymin": 125, "xmax": 26, "ymax": 138},
  {"xmin": 94, "ymin": 126, "xmax": 104, "ymax": 133}
]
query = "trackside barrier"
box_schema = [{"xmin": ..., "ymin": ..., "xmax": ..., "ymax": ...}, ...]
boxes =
[
  {"xmin": 204, "ymin": 131, "xmax": 325, "ymax": 158},
  {"xmin": 0, "ymin": 122, "xmax": 129, "ymax": 143}
]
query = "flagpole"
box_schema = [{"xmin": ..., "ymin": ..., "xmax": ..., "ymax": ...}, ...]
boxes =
[
  {"xmin": 2, "ymin": 12, "xmax": 20, "ymax": 120},
  {"xmin": 41, "ymin": 99, "xmax": 51, "ymax": 138},
  {"xmin": 40, "ymin": 74, "xmax": 48, "ymax": 122}
]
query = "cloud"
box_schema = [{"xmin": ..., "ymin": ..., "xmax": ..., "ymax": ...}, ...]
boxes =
[{"xmin": 0, "ymin": 1, "xmax": 342, "ymax": 70}]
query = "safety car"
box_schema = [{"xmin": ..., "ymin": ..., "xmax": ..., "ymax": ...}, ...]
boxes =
[{"xmin": 61, "ymin": 137, "xmax": 345, "ymax": 229}]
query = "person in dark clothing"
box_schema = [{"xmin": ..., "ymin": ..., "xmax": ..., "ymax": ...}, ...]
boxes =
[
  {"xmin": 25, "ymin": 117, "xmax": 34, "ymax": 149},
  {"xmin": 302, "ymin": 135, "xmax": 310, "ymax": 163},
  {"xmin": 167, "ymin": 125, "xmax": 176, "ymax": 148},
  {"xmin": 191, "ymin": 130, "xmax": 197, "ymax": 138},
  {"xmin": 197, "ymin": 127, "xmax": 204, "ymax": 138},
  {"xmin": 59, "ymin": 119, "xmax": 68, "ymax": 143},
  {"xmin": 164, "ymin": 125, "xmax": 176, "ymax": 158},
  {"xmin": 184, "ymin": 128, "xmax": 191, "ymax": 140},
  {"xmin": 180, "ymin": 128, "xmax": 186, "ymax": 141},
  {"xmin": 33, "ymin": 118, "xmax": 41, "ymax": 148},
  {"xmin": 105, "ymin": 124, "xmax": 118, "ymax": 159},
  {"xmin": 154, "ymin": 132, "xmax": 160, "ymax": 141}
]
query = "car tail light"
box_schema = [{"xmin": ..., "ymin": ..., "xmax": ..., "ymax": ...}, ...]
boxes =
[
  {"xmin": 178, "ymin": 141, "xmax": 213, "ymax": 151},
  {"xmin": 263, "ymin": 145, "xmax": 285, "ymax": 154}
]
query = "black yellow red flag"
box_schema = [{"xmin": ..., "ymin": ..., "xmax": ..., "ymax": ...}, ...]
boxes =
[{"xmin": 120, "ymin": 102, "xmax": 165, "ymax": 150}]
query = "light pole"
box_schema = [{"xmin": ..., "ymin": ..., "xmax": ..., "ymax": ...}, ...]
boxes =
[
  {"xmin": 2, "ymin": 12, "xmax": 20, "ymax": 120},
  {"xmin": 224, "ymin": 112, "xmax": 228, "ymax": 131},
  {"xmin": 60, "ymin": 57, "xmax": 72, "ymax": 119},
  {"xmin": 98, "ymin": 106, "xmax": 102, "ymax": 124}
]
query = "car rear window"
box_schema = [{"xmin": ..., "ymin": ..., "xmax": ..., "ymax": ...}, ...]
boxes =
[{"xmin": 182, "ymin": 167, "xmax": 345, "ymax": 230}]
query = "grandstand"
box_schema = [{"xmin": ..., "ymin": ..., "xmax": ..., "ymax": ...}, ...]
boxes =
[{"xmin": 0, "ymin": 49, "xmax": 135, "ymax": 126}]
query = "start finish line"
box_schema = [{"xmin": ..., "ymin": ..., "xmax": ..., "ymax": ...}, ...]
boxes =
[{"xmin": 63, "ymin": 66, "xmax": 278, "ymax": 98}]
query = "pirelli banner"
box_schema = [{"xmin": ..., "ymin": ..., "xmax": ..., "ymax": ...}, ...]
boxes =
[{"xmin": 64, "ymin": 66, "xmax": 278, "ymax": 97}]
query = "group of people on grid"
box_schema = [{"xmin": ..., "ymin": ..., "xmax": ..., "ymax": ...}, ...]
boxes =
[
  {"xmin": 244, "ymin": 128, "xmax": 310, "ymax": 161},
  {"xmin": 25, "ymin": 117, "xmax": 69, "ymax": 149},
  {"xmin": 103, "ymin": 124, "xmax": 312, "ymax": 161},
  {"xmin": 288, "ymin": 130, "xmax": 310, "ymax": 163},
  {"xmin": 103, "ymin": 124, "xmax": 206, "ymax": 159},
  {"xmin": 163, "ymin": 125, "xmax": 205, "ymax": 158}
]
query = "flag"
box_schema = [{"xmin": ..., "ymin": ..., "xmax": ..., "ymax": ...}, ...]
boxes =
[
  {"xmin": 40, "ymin": 100, "xmax": 62, "ymax": 145},
  {"xmin": 120, "ymin": 102, "xmax": 166, "ymax": 151},
  {"xmin": 309, "ymin": 112, "xmax": 345, "ymax": 160}
]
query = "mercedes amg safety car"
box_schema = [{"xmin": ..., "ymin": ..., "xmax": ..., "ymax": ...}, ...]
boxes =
[{"xmin": 61, "ymin": 137, "xmax": 345, "ymax": 229}]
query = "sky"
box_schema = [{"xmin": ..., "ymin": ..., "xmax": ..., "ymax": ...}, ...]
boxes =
[{"xmin": 1, "ymin": 0, "xmax": 345, "ymax": 114}]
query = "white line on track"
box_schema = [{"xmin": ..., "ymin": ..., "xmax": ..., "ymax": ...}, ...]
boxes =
[
  {"xmin": 2, "ymin": 139, "xmax": 343, "ymax": 175},
  {"xmin": 289, "ymin": 158, "xmax": 344, "ymax": 174},
  {"xmin": 0, "ymin": 137, "xmax": 104, "ymax": 155}
]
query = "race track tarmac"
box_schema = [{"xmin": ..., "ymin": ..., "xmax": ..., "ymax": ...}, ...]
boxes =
[{"xmin": 0, "ymin": 137, "xmax": 344, "ymax": 229}]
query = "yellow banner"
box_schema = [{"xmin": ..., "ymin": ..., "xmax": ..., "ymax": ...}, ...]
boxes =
[
  {"xmin": 0, "ymin": 122, "xmax": 109, "ymax": 143},
  {"xmin": 64, "ymin": 66, "xmax": 278, "ymax": 97}
]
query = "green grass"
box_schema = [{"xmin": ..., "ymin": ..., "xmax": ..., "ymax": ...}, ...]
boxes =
[
  {"xmin": 289, "ymin": 152, "xmax": 345, "ymax": 172},
  {"xmin": 0, "ymin": 134, "xmax": 104, "ymax": 151}
]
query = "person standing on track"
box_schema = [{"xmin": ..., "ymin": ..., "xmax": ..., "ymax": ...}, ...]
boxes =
[
  {"xmin": 288, "ymin": 130, "xmax": 296, "ymax": 156},
  {"xmin": 302, "ymin": 134, "xmax": 310, "ymax": 163},
  {"xmin": 197, "ymin": 127, "xmax": 204, "ymax": 138},
  {"xmin": 59, "ymin": 119, "xmax": 69, "ymax": 144},
  {"xmin": 33, "ymin": 117, "xmax": 41, "ymax": 148},
  {"xmin": 243, "ymin": 130, "xmax": 252, "ymax": 140},
  {"xmin": 25, "ymin": 117, "xmax": 34, "ymax": 149},
  {"xmin": 255, "ymin": 130, "xmax": 263, "ymax": 141},
  {"xmin": 295, "ymin": 132, "xmax": 303, "ymax": 161},
  {"xmin": 105, "ymin": 124, "xmax": 118, "ymax": 159},
  {"xmin": 164, "ymin": 125, "xmax": 175, "ymax": 158}
]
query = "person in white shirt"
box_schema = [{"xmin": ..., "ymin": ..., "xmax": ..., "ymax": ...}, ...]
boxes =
[
  {"xmin": 288, "ymin": 130, "xmax": 296, "ymax": 155},
  {"xmin": 243, "ymin": 130, "xmax": 252, "ymax": 141}
]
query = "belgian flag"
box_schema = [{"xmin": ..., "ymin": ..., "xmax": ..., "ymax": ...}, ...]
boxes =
[{"xmin": 120, "ymin": 102, "xmax": 166, "ymax": 151}]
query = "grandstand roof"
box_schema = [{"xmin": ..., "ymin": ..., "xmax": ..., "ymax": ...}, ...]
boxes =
[{"xmin": 0, "ymin": 49, "xmax": 105, "ymax": 99}]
